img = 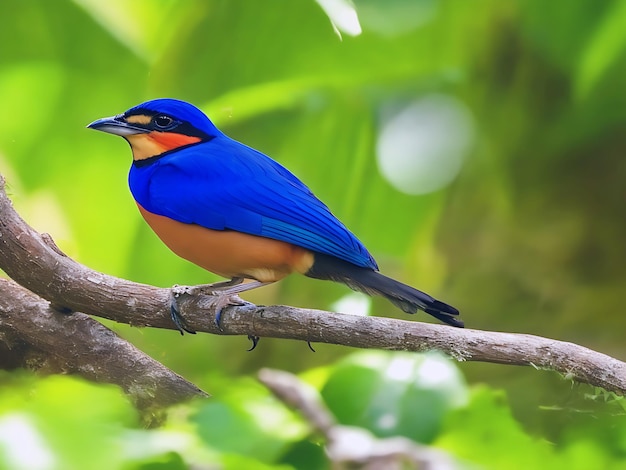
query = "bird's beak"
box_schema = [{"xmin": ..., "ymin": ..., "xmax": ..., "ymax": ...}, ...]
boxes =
[{"xmin": 87, "ymin": 115, "xmax": 150, "ymax": 136}]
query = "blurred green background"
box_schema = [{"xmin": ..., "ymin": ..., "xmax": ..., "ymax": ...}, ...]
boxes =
[{"xmin": 1, "ymin": 0, "xmax": 626, "ymax": 468}]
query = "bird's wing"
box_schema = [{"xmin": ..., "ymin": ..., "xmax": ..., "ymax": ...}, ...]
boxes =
[{"xmin": 142, "ymin": 137, "xmax": 378, "ymax": 270}]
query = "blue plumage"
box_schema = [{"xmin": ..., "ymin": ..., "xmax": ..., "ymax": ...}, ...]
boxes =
[
  {"xmin": 89, "ymin": 98, "xmax": 462, "ymax": 328},
  {"xmin": 128, "ymin": 102, "xmax": 378, "ymax": 270},
  {"xmin": 127, "ymin": 98, "xmax": 222, "ymax": 138}
]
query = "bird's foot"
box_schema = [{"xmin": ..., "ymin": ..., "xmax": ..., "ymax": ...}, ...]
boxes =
[
  {"xmin": 206, "ymin": 292, "xmax": 248, "ymax": 329},
  {"xmin": 170, "ymin": 285, "xmax": 197, "ymax": 335},
  {"xmin": 169, "ymin": 278, "xmax": 246, "ymax": 334},
  {"xmin": 170, "ymin": 278, "xmax": 266, "ymax": 333},
  {"xmin": 203, "ymin": 279, "xmax": 273, "ymax": 328},
  {"xmin": 169, "ymin": 278, "xmax": 272, "ymax": 342}
]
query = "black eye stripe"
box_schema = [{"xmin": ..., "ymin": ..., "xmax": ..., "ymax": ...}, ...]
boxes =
[{"xmin": 124, "ymin": 108, "xmax": 211, "ymax": 140}]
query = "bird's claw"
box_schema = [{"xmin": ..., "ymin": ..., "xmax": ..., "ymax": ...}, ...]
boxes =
[
  {"xmin": 211, "ymin": 293, "xmax": 247, "ymax": 329},
  {"xmin": 169, "ymin": 280, "xmax": 260, "ymax": 337},
  {"xmin": 169, "ymin": 285, "xmax": 197, "ymax": 335},
  {"xmin": 247, "ymin": 335, "xmax": 260, "ymax": 351}
]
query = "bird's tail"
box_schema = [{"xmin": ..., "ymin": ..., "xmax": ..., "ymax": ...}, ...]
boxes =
[{"xmin": 306, "ymin": 254, "xmax": 463, "ymax": 327}]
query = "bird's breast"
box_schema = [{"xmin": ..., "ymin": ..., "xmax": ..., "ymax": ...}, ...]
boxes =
[{"xmin": 136, "ymin": 204, "xmax": 314, "ymax": 282}]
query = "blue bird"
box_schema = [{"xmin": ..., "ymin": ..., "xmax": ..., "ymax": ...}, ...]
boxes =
[{"xmin": 88, "ymin": 98, "xmax": 463, "ymax": 333}]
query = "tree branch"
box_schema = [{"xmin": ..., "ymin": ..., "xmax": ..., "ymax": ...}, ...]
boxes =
[
  {"xmin": 259, "ymin": 368, "xmax": 457, "ymax": 469},
  {"xmin": 0, "ymin": 277, "xmax": 207, "ymax": 413},
  {"xmin": 1, "ymin": 173, "xmax": 625, "ymax": 395}
]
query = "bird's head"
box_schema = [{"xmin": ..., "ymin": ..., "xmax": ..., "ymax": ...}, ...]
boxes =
[{"xmin": 87, "ymin": 98, "xmax": 220, "ymax": 162}]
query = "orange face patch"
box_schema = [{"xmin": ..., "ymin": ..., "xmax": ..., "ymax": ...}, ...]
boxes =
[
  {"xmin": 125, "ymin": 114, "xmax": 153, "ymax": 125},
  {"xmin": 148, "ymin": 132, "xmax": 201, "ymax": 152},
  {"xmin": 125, "ymin": 132, "xmax": 201, "ymax": 161}
]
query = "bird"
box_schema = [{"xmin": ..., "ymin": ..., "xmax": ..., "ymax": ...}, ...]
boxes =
[{"xmin": 87, "ymin": 98, "xmax": 463, "ymax": 335}]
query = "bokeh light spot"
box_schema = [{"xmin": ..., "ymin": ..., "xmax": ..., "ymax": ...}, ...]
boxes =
[{"xmin": 376, "ymin": 94, "xmax": 475, "ymax": 195}]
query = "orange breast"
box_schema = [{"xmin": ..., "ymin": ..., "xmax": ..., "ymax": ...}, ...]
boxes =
[{"xmin": 137, "ymin": 204, "xmax": 314, "ymax": 282}]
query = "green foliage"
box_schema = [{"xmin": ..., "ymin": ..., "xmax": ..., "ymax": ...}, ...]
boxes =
[
  {"xmin": 1, "ymin": 0, "xmax": 626, "ymax": 468},
  {"xmin": 0, "ymin": 373, "xmax": 137, "ymax": 470},
  {"xmin": 437, "ymin": 387, "xmax": 557, "ymax": 469},
  {"xmin": 191, "ymin": 377, "xmax": 306, "ymax": 463},
  {"xmin": 436, "ymin": 385, "xmax": 626, "ymax": 469},
  {"xmin": 3, "ymin": 354, "xmax": 626, "ymax": 469},
  {"xmin": 321, "ymin": 351, "xmax": 466, "ymax": 442}
]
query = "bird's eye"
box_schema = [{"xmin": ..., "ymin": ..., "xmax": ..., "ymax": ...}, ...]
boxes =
[{"xmin": 153, "ymin": 115, "xmax": 175, "ymax": 129}]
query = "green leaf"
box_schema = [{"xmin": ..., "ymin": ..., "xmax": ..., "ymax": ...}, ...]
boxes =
[
  {"xmin": 130, "ymin": 452, "xmax": 188, "ymax": 470},
  {"xmin": 436, "ymin": 387, "xmax": 546, "ymax": 468},
  {"xmin": 321, "ymin": 351, "xmax": 467, "ymax": 443},
  {"xmin": 575, "ymin": 0, "xmax": 626, "ymax": 99},
  {"xmin": 278, "ymin": 440, "xmax": 326, "ymax": 470},
  {"xmin": 72, "ymin": 0, "xmax": 202, "ymax": 63},
  {"xmin": 0, "ymin": 373, "xmax": 136, "ymax": 470},
  {"xmin": 192, "ymin": 378, "xmax": 306, "ymax": 463}
]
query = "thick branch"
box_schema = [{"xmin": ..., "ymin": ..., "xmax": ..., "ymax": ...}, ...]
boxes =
[
  {"xmin": 1, "ymin": 174, "xmax": 625, "ymax": 395},
  {"xmin": 0, "ymin": 278, "xmax": 206, "ymax": 411}
]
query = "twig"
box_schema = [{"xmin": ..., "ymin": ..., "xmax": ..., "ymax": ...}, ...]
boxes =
[
  {"xmin": 1, "ymin": 173, "xmax": 625, "ymax": 394},
  {"xmin": 259, "ymin": 368, "xmax": 457, "ymax": 470}
]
